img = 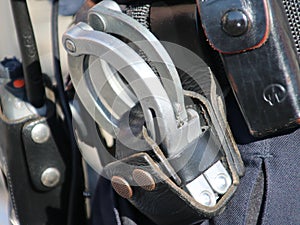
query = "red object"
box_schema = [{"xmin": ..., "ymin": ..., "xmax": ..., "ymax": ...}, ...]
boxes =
[{"xmin": 13, "ymin": 79, "xmax": 25, "ymax": 88}]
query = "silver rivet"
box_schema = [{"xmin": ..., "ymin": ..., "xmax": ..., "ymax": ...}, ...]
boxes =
[
  {"xmin": 65, "ymin": 39, "xmax": 76, "ymax": 53},
  {"xmin": 31, "ymin": 123, "xmax": 50, "ymax": 144},
  {"xmin": 214, "ymin": 173, "xmax": 230, "ymax": 194},
  {"xmin": 199, "ymin": 191, "xmax": 214, "ymax": 207},
  {"xmin": 41, "ymin": 168, "xmax": 61, "ymax": 188}
]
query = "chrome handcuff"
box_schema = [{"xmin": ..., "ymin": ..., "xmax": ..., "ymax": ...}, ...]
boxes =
[{"xmin": 63, "ymin": 1, "xmax": 244, "ymax": 224}]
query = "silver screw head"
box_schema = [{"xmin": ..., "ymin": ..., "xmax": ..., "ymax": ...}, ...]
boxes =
[
  {"xmin": 41, "ymin": 168, "xmax": 61, "ymax": 188},
  {"xmin": 214, "ymin": 173, "xmax": 230, "ymax": 194},
  {"xmin": 31, "ymin": 123, "xmax": 50, "ymax": 144},
  {"xmin": 65, "ymin": 39, "xmax": 76, "ymax": 53},
  {"xmin": 198, "ymin": 190, "xmax": 215, "ymax": 207}
]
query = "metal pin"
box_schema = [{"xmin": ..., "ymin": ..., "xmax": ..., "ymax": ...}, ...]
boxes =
[
  {"xmin": 65, "ymin": 39, "xmax": 76, "ymax": 53},
  {"xmin": 31, "ymin": 123, "xmax": 51, "ymax": 144},
  {"xmin": 41, "ymin": 168, "xmax": 61, "ymax": 188}
]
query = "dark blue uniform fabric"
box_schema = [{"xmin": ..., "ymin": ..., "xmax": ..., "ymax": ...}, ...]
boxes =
[
  {"xmin": 91, "ymin": 127, "xmax": 300, "ymax": 225},
  {"xmin": 204, "ymin": 127, "xmax": 300, "ymax": 225}
]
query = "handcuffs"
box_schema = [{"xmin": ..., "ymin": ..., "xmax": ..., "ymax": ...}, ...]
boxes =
[{"xmin": 63, "ymin": 1, "xmax": 244, "ymax": 224}]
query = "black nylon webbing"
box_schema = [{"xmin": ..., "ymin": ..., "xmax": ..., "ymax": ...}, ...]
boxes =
[
  {"xmin": 282, "ymin": 0, "xmax": 300, "ymax": 56},
  {"xmin": 124, "ymin": 4, "xmax": 150, "ymax": 29}
]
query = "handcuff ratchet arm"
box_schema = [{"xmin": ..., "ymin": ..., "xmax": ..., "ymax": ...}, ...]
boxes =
[
  {"xmin": 63, "ymin": 1, "xmax": 202, "ymax": 157},
  {"xmin": 63, "ymin": 23, "xmax": 195, "ymax": 156},
  {"xmin": 88, "ymin": 1, "xmax": 188, "ymax": 122}
]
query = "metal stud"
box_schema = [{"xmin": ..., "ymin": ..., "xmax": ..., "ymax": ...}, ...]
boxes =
[
  {"xmin": 31, "ymin": 123, "xmax": 50, "ymax": 144},
  {"xmin": 221, "ymin": 9, "xmax": 249, "ymax": 37},
  {"xmin": 65, "ymin": 39, "xmax": 76, "ymax": 53},
  {"xmin": 41, "ymin": 168, "xmax": 61, "ymax": 188},
  {"xmin": 204, "ymin": 161, "xmax": 232, "ymax": 195},
  {"xmin": 111, "ymin": 176, "xmax": 133, "ymax": 199},
  {"xmin": 186, "ymin": 174, "xmax": 216, "ymax": 207},
  {"xmin": 132, "ymin": 169, "xmax": 156, "ymax": 191},
  {"xmin": 198, "ymin": 190, "xmax": 215, "ymax": 207}
]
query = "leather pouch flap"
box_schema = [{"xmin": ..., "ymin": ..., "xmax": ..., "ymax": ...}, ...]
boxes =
[{"xmin": 197, "ymin": 0, "xmax": 270, "ymax": 54}]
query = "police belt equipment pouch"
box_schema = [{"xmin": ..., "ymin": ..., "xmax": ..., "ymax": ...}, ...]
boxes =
[{"xmin": 64, "ymin": 1, "xmax": 245, "ymax": 224}]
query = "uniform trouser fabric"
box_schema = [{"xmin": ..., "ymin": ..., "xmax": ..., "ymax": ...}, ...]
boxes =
[
  {"xmin": 204, "ymin": 127, "xmax": 300, "ymax": 225},
  {"xmin": 90, "ymin": 127, "xmax": 300, "ymax": 225}
]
